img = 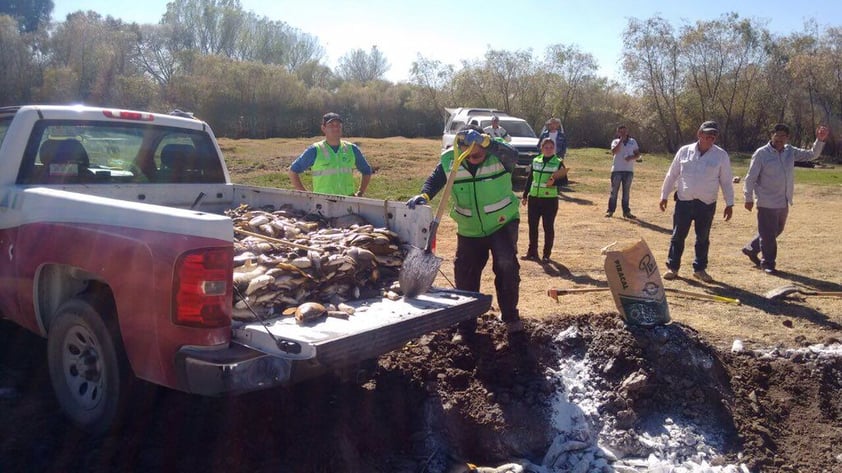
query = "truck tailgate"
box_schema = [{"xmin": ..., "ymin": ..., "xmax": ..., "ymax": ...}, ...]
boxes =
[{"xmin": 231, "ymin": 288, "xmax": 491, "ymax": 366}]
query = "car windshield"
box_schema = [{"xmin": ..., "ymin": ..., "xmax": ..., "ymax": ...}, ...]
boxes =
[{"xmin": 479, "ymin": 120, "xmax": 536, "ymax": 138}]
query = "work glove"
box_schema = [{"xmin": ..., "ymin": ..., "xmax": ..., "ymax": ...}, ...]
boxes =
[
  {"xmin": 458, "ymin": 130, "xmax": 491, "ymax": 148},
  {"xmin": 406, "ymin": 193, "xmax": 428, "ymax": 209}
]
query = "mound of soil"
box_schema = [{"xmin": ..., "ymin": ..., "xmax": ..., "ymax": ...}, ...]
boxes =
[{"xmin": 1, "ymin": 313, "xmax": 840, "ymax": 472}]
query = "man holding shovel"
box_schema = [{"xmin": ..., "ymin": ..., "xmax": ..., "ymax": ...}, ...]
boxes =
[
  {"xmin": 742, "ymin": 123, "xmax": 829, "ymax": 274},
  {"xmin": 406, "ymin": 125, "xmax": 522, "ymax": 337}
]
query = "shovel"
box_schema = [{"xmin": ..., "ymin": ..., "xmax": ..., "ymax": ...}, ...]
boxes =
[
  {"xmin": 547, "ymin": 287, "xmax": 741, "ymax": 305},
  {"xmin": 764, "ymin": 285, "xmax": 842, "ymax": 301},
  {"xmin": 399, "ymin": 144, "xmax": 474, "ymax": 298}
]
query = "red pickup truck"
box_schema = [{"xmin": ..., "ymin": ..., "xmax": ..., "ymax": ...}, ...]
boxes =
[{"xmin": 0, "ymin": 105, "xmax": 490, "ymax": 434}]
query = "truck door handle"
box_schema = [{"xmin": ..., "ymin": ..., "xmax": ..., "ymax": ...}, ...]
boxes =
[{"xmin": 8, "ymin": 244, "xmax": 13, "ymax": 260}]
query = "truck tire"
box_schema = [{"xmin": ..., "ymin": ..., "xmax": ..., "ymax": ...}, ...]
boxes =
[{"xmin": 47, "ymin": 297, "xmax": 129, "ymax": 435}]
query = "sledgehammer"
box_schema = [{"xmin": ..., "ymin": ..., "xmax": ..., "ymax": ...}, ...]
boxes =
[{"xmin": 547, "ymin": 287, "xmax": 741, "ymax": 305}]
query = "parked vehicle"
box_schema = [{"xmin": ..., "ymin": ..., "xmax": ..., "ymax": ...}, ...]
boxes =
[
  {"xmin": 0, "ymin": 105, "xmax": 491, "ymax": 434},
  {"xmin": 442, "ymin": 107, "xmax": 539, "ymax": 190}
]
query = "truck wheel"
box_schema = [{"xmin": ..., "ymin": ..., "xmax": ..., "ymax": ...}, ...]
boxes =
[{"xmin": 47, "ymin": 297, "xmax": 128, "ymax": 435}]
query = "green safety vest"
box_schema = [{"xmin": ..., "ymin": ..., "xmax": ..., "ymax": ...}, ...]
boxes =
[
  {"xmin": 528, "ymin": 154, "xmax": 562, "ymax": 198},
  {"xmin": 311, "ymin": 140, "xmax": 356, "ymax": 195},
  {"xmin": 441, "ymin": 149, "xmax": 519, "ymax": 237}
]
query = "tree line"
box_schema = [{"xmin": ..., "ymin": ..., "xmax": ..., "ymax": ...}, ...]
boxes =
[{"xmin": 1, "ymin": 0, "xmax": 840, "ymax": 155}]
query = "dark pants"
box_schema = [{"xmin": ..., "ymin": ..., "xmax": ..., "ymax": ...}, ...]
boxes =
[
  {"xmin": 666, "ymin": 199, "xmax": 716, "ymax": 272},
  {"xmin": 526, "ymin": 196, "xmax": 559, "ymax": 258},
  {"xmin": 454, "ymin": 219, "xmax": 520, "ymax": 324},
  {"xmin": 744, "ymin": 206, "xmax": 788, "ymax": 270},
  {"xmin": 607, "ymin": 171, "xmax": 634, "ymax": 214}
]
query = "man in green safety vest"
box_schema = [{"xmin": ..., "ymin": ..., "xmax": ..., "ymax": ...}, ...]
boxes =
[
  {"xmin": 406, "ymin": 125, "xmax": 524, "ymax": 338},
  {"xmin": 288, "ymin": 112, "xmax": 373, "ymax": 196}
]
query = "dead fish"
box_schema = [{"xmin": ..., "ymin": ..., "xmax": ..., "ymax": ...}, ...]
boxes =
[
  {"xmin": 295, "ymin": 302, "xmax": 326, "ymax": 324},
  {"xmin": 245, "ymin": 274, "xmax": 274, "ymax": 295}
]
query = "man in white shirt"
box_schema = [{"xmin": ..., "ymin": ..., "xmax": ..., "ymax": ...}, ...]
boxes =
[
  {"xmin": 659, "ymin": 120, "xmax": 734, "ymax": 283},
  {"xmin": 483, "ymin": 115, "xmax": 511, "ymax": 142},
  {"xmin": 605, "ymin": 125, "xmax": 641, "ymax": 218}
]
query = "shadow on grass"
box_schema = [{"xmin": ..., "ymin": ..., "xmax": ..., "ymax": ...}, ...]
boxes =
[
  {"xmin": 539, "ymin": 259, "xmax": 605, "ymax": 288},
  {"xmin": 623, "ymin": 216, "xmax": 673, "ymax": 235},
  {"xmin": 678, "ymin": 275, "xmax": 842, "ymax": 331}
]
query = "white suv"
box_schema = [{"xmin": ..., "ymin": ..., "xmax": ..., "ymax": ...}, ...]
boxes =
[{"xmin": 442, "ymin": 107, "xmax": 539, "ymax": 189}]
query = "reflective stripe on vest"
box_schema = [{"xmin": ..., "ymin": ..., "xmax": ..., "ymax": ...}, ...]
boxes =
[
  {"xmin": 528, "ymin": 154, "xmax": 562, "ymax": 198},
  {"xmin": 312, "ymin": 140, "xmax": 355, "ymax": 195}
]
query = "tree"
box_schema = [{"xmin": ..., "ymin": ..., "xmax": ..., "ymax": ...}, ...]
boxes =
[
  {"xmin": 0, "ymin": 15, "xmax": 36, "ymax": 104},
  {"xmin": 336, "ymin": 46, "xmax": 390, "ymax": 83},
  {"xmin": 409, "ymin": 54, "xmax": 454, "ymax": 119},
  {"xmin": 542, "ymin": 44, "xmax": 598, "ymax": 129},
  {"xmin": 622, "ymin": 16, "xmax": 683, "ymax": 152},
  {"xmin": 1, "ymin": 0, "xmax": 52, "ymax": 33}
]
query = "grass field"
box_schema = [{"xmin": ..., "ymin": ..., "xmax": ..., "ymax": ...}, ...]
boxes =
[{"xmin": 220, "ymin": 136, "xmax": 842, "ymax": 351}]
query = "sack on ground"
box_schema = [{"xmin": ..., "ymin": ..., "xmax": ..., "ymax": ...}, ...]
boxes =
[{"xmin": 602, "ymin": 239, "xmax": 670, "ymax": 326}]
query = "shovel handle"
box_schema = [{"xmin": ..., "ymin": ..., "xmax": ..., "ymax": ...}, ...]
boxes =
[
  {"xmin": 547, "ymin": 287, "xmax": 741, "ymax": 305},
  {"xmin": 424, "ymin": 144, "xmax": 474, "ymax": 252},
  {"xmin": 234, "ymin": 228, "xmax": 320, "ymax": 252},
  {"xmin": 666, "ymin": 288, "xmax": 741, "ymax": 305},
  {"xmin": 547, "ymin": 287, "xmax": 609, "ymax": 302}
]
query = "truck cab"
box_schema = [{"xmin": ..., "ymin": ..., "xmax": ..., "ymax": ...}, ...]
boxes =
[{"xmin": 442, "ymin": 107, "xmax": 539, "ymax": 190}]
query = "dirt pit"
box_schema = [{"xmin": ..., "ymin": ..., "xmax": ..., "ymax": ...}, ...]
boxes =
[{"xmin": 1, "ymin": 313, "xmax": 841, "ymax": 472}]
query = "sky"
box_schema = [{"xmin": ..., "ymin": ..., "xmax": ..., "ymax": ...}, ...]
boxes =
[{"xmin": 52, "ymin": 0, "xmax": 842, "ymax": 83}]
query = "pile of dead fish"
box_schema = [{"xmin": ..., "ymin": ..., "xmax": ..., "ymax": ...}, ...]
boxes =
[{"xmin": 227, "ymin": 204, "xmax": 405, "ymax": 321}]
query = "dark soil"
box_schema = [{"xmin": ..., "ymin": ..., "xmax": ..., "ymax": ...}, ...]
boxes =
[{"xmin": 1, "ymin": 313, "xmax": 840, "ymax": 472}]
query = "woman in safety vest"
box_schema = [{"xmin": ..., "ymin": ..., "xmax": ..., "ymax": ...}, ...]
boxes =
[{"xmin": 521, "ymin": 137, "xmax": 567, "ymax": 263}]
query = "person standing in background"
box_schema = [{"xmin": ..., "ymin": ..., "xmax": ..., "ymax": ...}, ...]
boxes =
[
  {"xmin": 605, "ymin": 125, "xmax": 641, "ymax": 219},
  {"xmin": 521, "ymin": 137, "xmax": 566, "ymax": 263},
  {"xmin": 484, "ymin": 115, "xmax": 511, "ymax": 142},
  {"xmin": 537, "ymin": 117, "xmax": 568, "ymax": 186},
  {"xmin": 659, "ymin": 120, "xmax": 734, "ymax": 283},
  {"xmin": 742, "ymin": 123, "xmax": 829, "ymax": 274},
  {"xmin": 288, "ymin": 112, "xmax": 372, "ymax": 196}
]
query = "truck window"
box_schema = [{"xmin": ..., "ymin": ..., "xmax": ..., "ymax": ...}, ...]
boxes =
[{"xmin": 16, "ymin": 121, "xmax": 224, "ymax": 185}]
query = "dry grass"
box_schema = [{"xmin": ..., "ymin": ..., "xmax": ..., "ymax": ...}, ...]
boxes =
[{"xmin": 221, "ymin": 136, "xmax": 842, "ymax": 351}]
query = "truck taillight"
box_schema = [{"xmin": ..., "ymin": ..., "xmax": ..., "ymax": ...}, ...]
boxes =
[{"xmin": 173, "ymin": 248, "xmax": 233, "ymax": 328}]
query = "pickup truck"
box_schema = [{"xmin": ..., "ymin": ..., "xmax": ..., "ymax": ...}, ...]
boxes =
[{"xmin": 0, "ymin": 105, "xmax": 491, "ymax": 434}]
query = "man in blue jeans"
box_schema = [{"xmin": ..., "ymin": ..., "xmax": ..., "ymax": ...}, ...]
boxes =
[
  {"xmin": 605, "ymin": 125, "xmax": 641, "ymax": 218},
  {"xmin": 659, "ymin": 121, "xmax": 734, "ymax": 283}
]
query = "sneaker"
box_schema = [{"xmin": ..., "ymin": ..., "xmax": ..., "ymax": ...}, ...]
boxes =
[
  {"xmin": 505, "ymin": 320, "xmax": 524, "ymax": 334},
  {"xmin": 763, "ymin": 267, "xmax": 777, "ymax": 275},
  {"xmin": 623, "ymin": 212, "xmax": 636, "ymax": 219},
  {"xmin": 663, "ymin": 269, "xmax": 678, "ymax": 280},
  {"xmin": 541, "ymin": 256, "xmax": 551, "ymax": 263},
  {"xmin": 604, "ymin": 212, "xmax": 613, "ymax": 218},
  {"xmin": 742, "ymin": 248, "xmax": 761, "ymax": 266},
  {"xmin": 520, "ymin": 253, "xmax": 538, "ymax": 261},
  {"xmin": 693, "ymin": 270, "xmax": 714, "ymax": 283}
]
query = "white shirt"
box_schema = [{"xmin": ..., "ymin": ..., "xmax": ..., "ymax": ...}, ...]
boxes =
[
  {"xmin": 483, "ymin": 125, "xmax": 511, "ymax": 142},
  {"xmin": 610, "ymin": 137, "xmax": 639, "ymax": 172},
  {"xmin": 660, "ymin": 142, "xmax": 735, "ymax": 206}
]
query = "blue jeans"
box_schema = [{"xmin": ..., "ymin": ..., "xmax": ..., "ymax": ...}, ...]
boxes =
[
  {"xmin": 666, "ymin": 199, "xmax": 716, "ymax": 272},
  {"xmin": 607, "ymin": 171, "xmax": 633, "ymax": 213}
]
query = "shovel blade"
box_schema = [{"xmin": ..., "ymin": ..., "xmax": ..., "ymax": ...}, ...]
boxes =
[
  {"xmin": 399, "ymin": 246, "xmax": 443, "ymax": 298},
  {"xmin": 764, "ymin": 285, "xmax": 800, "ymax": 300}
]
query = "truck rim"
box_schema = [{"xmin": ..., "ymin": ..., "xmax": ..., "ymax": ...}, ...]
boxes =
[{"xmin": 60, "ymin": 323, "xmax": 105, "ymax": 411}]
